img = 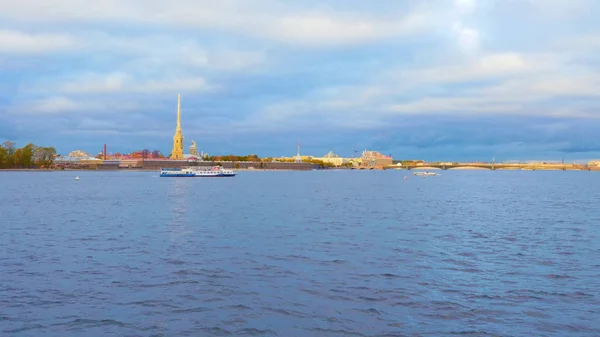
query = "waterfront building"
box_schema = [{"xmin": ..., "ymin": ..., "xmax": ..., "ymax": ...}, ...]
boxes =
[
  {"xmin": 313, "ymin": 151, "xmax": 360, "ymax": 166},
  {"xmin": 276, "ymin": 150, "xmax": 362, "ymax": 167},
  {"xmin": 54, "ymin": 155, "xmax": 102, "ymax": 169},
  {"xmin": 361, "ymin": 150, "xmax": 393, "ymax": 168},
  {"xmin": 170, "ymin": 94, "xmax": 185, "ymax": 160},
  {"xmin": 67, "ymin": 150, "xmax": 91, "ymax": 158}
]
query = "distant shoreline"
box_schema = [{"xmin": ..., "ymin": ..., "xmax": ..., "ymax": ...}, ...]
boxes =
[
  {"xmin": 1, "ymin": 167, "xmax": 598, "ymax": 172},
  {"xmin": 0, "ymin": 168, "xmax": 314, "ymax": 172},
  {"xmin": 0, "ymin": 169, "xmax": 56, "ymax": 172}
]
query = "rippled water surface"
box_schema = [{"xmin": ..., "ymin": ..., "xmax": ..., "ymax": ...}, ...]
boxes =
[{"xmin": 1, "ymin": 169, "xmax": 600, "ymax": 336}]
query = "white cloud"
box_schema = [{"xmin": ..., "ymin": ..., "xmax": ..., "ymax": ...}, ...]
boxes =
[
  {"xmin": 381, "ymin": 52, "xmax": 560, "ymax": 90},
  {"xmin": 9, "ymin": 96, "xmax": 146, "ymax": 115},
  {"xmin": 0, "ymin": 28, "xmax": 266, "ymax": 74},
  {"xmin": 384, "ymin": 68, "xmax": 600, "ymax": 118},
  {"xmin": 2, "ymin": 0, "xmax": 600, "ymax": 147},
  {"xmin": 453, "ymin": 22, "xmax": 479, "ymax": 53},
  {"xmin": 59, "ymin": 129, "xmax": 170, "ymax": 137},
  {"xmin": 455, "ymin": 0, "xmax": 476, "ymax": 15},
  {"xmin": 26, "ymin": 97, "xmax": 82, "ymax": 113},
  {"xmin": 477, "ymin": 75, "xmax": 600, "ymax": 100},
  {"xmin": 238, "ymin": 47, "xmax": 600, "ymax": 128},
  {"xmin": 181, "ymin": 49, "xmax": 266, "ymax": 71},
  {"xmin": 451, "ymin": 0, "xmax": 479, "ymax": 54},
  {"xmin": 387, "ymin": 97, "xmax": 523, "ymax": 115},
  {"xmin": 53, "ymin": 73, "xmax": 215, "ymax": 94},
  {"xmin": 0, "ymin": 0, "xmax": 434, "ymax": 47},
  {"xmin": 79, "ymin": 33, "xmax": 267, "ymax": 71},
  {"xmin": 20, "ymin": 72, "xmax": 220, "ymax": 95},
  {"xmin": 270, "ymin": 12, "xmax": 428, "ymax": 46},
  {"xmin": 0, "ymin": 30, "xmax": 76, "ymax": 54}
]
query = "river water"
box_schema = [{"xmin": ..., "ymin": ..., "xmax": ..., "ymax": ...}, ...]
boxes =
[{"xmin": 1, "ymin": 169, "xmax": 599, "ymax": 336}]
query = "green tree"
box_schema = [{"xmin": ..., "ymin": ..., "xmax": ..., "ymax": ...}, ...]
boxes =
[
  {"xmin": 0, "ymin": 142, "xmax": 56, "ymax": 169},
  {"xmin": 33, "ymin": 147, "xmax": 56, "ymax": 168},
  {"xmin": 0, "ymin": 146, "xmax": 7, "ymax": 169},
  {"xmin": 20, "ymin": 143, "xmax": 35, "ymax": 168},
  {"xmin": 13, "ymin": 148, "xmax": 24, "ymax": 168},
  {"xmin": 1, "ymin": 141, "xmax": 15, "ymax": 168}
]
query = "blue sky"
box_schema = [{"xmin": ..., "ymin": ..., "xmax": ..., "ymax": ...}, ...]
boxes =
[{"xmin": 1, "ymin": 0, "xmax": 599, "ymax": 161}]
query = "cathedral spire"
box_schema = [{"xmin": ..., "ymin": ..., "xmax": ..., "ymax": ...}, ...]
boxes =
[
  {"xmin": 170, "ymin": 93, "xmax": 185, "ymax": 160},
  {"xmin": 177, "ymin": 93, "xmax": 181, "ymax": 128}
]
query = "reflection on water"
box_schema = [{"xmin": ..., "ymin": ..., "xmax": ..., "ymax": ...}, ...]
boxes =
[{"xmin": 167, "ymin": 178, "xmax": 193, "ymax": 243}]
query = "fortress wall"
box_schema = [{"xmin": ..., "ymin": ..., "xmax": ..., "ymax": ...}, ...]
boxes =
[
  {"xmin": 138, "ymin": 160, "xmax": 314, "ymax": 171},
  {"xmin": 97, "ymin": 163, "xmax": 120, "ymax": 170},
  {"xmin": 264, "ymin": 162, "xmax": 313, "ymax": 170}
]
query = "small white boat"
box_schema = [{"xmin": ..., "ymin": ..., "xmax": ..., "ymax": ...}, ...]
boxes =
[
  {"xmin": 413, "ymin": 171, "xmax": 439, "ymax": 177},
  {"xmin": 75, "ymin": 176, "xmax": 80, "ymax": 180}
]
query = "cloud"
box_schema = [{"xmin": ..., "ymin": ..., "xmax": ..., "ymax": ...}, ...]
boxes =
[
  {"xmin": 0, "ymin": 29, "xmax": 76, "ymax": 54},
  {"xmin": 0, "ymin": 0, "xmax": 434, "ymax": 48},
  {"xmin": 454, "ymin": 0, "xmax": 476, "ymax": 14},
  {"xmin": 393, "ymin": 52, "xmax": 536, "ymax": 85},
  {"xmin": 188, "ymin": 50, "xmax": 266, "ymax": 71},
  {"xmin": 0, "ymin": 28, "xmax": 267, "ymax": 74},
  {"xmin": 453, "ymin": 22, "xmax": 479, "ymax": 53},
  {"xmin": 1, "ymin": 0, "xmax": 600, "ymax": 161},
  {"xmin": 451, "ymin": 0, "xmax": 479, "ymax": 53},
  {"xmin": 23, "ymin": 97, "xmax": 82, "ymax": 114},
  {"xmin": 270, "ymin": 12, "xmax": 429, "ymax": 46},
  {"xmin": 8, "ymin": 96, "xmax": 147, "ymax": 115},
  {"xmin": 53, "ymin": 73, "xmax": 215, "ymax": 95}
]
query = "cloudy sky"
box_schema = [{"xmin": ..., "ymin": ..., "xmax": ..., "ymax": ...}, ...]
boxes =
[{"xmin": 1, "ymin": 0, "xmax": 599, "ymax": 161}]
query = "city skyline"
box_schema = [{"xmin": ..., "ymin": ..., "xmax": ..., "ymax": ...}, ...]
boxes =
[{"xmin": 1, "ymin": 0, "xmax": 600, "ymax": 161}]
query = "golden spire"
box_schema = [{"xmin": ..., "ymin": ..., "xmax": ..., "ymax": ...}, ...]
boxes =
[
  {"xmin": 170, "ymin": 93, "xmax": 185, "ymax": 160},
  {"xmin": 177, "ymin": 93, "xmax": 181, "ymax": 128}
]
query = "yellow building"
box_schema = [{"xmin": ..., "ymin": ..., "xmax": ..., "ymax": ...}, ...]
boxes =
[
  {"xmin": 277, "ymin": 150, "xmax": 362, "ymax": 167},
  {"xmin": 313, "ymin": 151, "xmax": 359, "ymax": 166},
  {"xmin": 170, "ymin": 94, "xmax": 185, "ymax": 160}
]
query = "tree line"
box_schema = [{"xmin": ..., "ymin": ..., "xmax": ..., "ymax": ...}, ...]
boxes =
[{"xmin": 0, "ymin": 141, "xmax": 57, "ymax": 169}]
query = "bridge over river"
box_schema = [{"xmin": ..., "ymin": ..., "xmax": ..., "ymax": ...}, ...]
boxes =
[{"xmin": 384, "ymin": 163, "xmax": 591, "ymax": 171}]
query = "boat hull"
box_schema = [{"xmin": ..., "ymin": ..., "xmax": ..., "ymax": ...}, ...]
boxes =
[
  {"xmin": 192, "ymin": 173, "xmax": 236, "ymax": 177},
  {"xmin": 159, "ymin": 173, "xmax": 196, "ymax": 177}
]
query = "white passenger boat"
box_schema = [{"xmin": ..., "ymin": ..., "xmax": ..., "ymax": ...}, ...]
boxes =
[
  {"xmin": 413, "ymin": 171, "xmax": 439, "ymax": 177},
  {"xmin": 160, "ymin": 166, "xmax": 236, "ymax": 177}
]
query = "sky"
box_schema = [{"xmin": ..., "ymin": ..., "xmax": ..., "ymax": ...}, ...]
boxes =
[{"xmin": 1, "ymin": 0, "xmax": 600, "ymax": 162}]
